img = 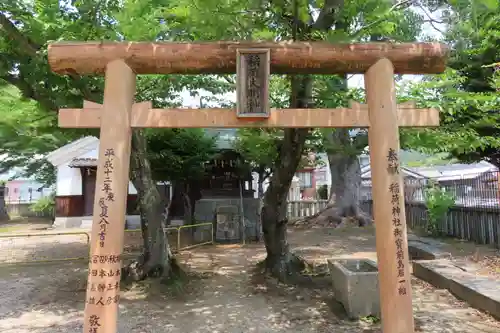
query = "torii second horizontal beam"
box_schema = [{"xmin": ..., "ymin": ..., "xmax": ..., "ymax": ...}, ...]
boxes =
[
  {"xmin": 58, "ymin": 101, "xmax": 439, "ymax": 128},
  {"xmin": 48, "ymin": 41, "xmax": 448, "ymax": 75}
]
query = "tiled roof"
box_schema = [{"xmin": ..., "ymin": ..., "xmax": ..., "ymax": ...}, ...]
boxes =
[
  {"xmin": 409, "ymin": 161, "xmax": 498, "ymax": 180},
  {"xmin": 361, "ymin": 166, "xmax": 426, "ymax": 179},
  {"xmin": 46, "ymin": 136, "xmax": 99, "ymax": 167},
  {"xmin": 68, "ymin": 158, "xmax": 98, "ymax": 168}
]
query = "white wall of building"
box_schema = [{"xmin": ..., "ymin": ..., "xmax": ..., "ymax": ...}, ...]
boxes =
[
  {"xmin": 251, "ymin": 171, "xmax": 301, "ymax": 200},
  {"xmin": 55, "ymin": 144, "xmax": 138, "ymax": 196},
  {"xmin": 56, "ymin": 162, "xmax": 83, "ymax": 196},
  {"xmin": 314, "ymin": 153, "xmax": 331, "ymax": 187}
]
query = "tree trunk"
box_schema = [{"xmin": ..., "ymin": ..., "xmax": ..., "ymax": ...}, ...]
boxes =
[
  {"xmin": 124, "ymin": 130, "xmax": 182, "ymax": 282},
  {"xmin": 182, "ymin": 188, "xmax": 197, "ymax": 242},
  {"xmin": 300, "ymin": 27, "xmax": 383, "ymax": 227},
  {"xmin": 329, "ymin": 152, "xmax": 362, "ymax": 214},
  {"xmin": 187, "ymin": 180, "xmax": 201, "ymax": 222},
  {"xmin": 261, "ymin": 75, "xmax": 312, "ymax": 281},
  {"xmin": 0, "ymin": 186, "xmax": 8, "ymax": 221},
  {"xmin": 257, "ymin": 168, "xmax": 265, "ymax": 199},
  {"xmin": 255, "ymin": 167, "xmax": 267, "ymax": 241},
  {"xmin": 295, "ymin": 129, "xmax": 371, "ymax": 227},
  {"xmin": 182, "ymin": 184, "xmax": 192, "ymax": 225},
  {"xmin": 169, "ymin": 182, "xmax": 185, "ymax": 218},
  {"xmin": 328, "ymin": 147, "xmax": 371, "ymax": 225},
  {"xmin": 139, "ymin": 205, "xmax": 150, "ymax": 259}
]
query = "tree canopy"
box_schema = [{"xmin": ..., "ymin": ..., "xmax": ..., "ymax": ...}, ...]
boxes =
[
  {"xmin": 401, "ymin": 1, "xmax": 500, "ymax": 167},
  {"xmin": 0, "ymin": 1, "xmax": 233, "ymax": 185},
  {"xmin": 147, "ymin": 128, "xmax": 216, "ymax": 183}
]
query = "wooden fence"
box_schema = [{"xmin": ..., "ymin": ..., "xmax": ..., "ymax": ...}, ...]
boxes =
[
  {"xmin": 5, "ymin": 202, "xmax": 53, "ymax": 218},
  {"xmin": 362, "ymin": 200, "xmax": 500, "ymax": 248},
  {"xmin": 285, "ymin": 199, "xmax": 500, "ymax": 248},
  {"xmin": 287, "ymin": 200, "xmax": 328, "ymax": 219},
  {"xmin": 7, "ymin": 196, "xmax": 499, "ymax": 248}
]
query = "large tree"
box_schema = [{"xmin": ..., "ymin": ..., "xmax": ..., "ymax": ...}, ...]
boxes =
[
  {"xmin": 279, "ymin": 2, "xmax": 426, "ymax": 229},
  {"xmin": 1, "ymin": 0, "xmax": 446, "ymax": 283},
  {"xmin": 147, "ymin": 128, "xmax": 216, "ymax": 225},
  {"xmin": 248, "ymin": 0, "xmax": 428, "ymax": 279},
  {"xmin": 0, "ymin": 0, "xmax": 232, "ymax": 280},
  {"xmin": 401, "ymin": 1, "xmax": 500, "ymax": 167}
]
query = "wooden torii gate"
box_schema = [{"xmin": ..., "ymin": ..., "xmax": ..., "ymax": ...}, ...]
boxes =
[{"xmin": 47, "ymin": 41, "xmax": 448, "ymax": 333}]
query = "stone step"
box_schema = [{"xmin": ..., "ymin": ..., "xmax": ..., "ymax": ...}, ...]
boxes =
[
  {"xmin": 408, "ymin": 240, "xmax": 452, "ymax": 260},
  {"xmin": 413, "ymin": 259, "xmax": 500, "ymax": 320}
]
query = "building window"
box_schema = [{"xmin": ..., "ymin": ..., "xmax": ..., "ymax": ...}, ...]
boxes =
[
  {"xmin": 315, "ymin": 169, "xmax": 327, "ymax": 183},
  {"xmin": 297, "ymin": 172, "xmax": 312, "ymax": 188}
]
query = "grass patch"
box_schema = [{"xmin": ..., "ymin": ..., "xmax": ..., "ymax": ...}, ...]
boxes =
[
  {"xmin": 360, "ymin": 315, "xmax": 381, "ymax": 324},
  {"xmin": 0, "ymin": 226, "xmax": 21, "ymax": 233}
]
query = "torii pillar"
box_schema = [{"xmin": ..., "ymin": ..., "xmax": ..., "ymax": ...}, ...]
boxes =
[
  {"xmin": 366, "ymin": 58, "xmax": 414, "ymax": 333},
  {"xmin": 83, "ymin": 59, "xmax": 135, "ymax": 333}
]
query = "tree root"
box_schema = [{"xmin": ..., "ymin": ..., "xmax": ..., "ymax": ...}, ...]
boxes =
[
  {"xmin": 121, "ymin": 253, "xmax": 185, "ymax": 283},
  {"xmin": 257, "ymin": 253, "xmax": 331, "ymax": 286},
  {"xmin": 257, "ymin": 252, "xmax": 306, "ymax": 283},
  {"xmin": 291, "ymin": 205, "xmax": 372, "ymax": 228}
]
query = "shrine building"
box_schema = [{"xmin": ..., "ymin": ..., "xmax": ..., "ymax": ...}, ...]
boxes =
[{"xmin": 46, "ymin": 133, "xmax": 260, "ymax": 242}]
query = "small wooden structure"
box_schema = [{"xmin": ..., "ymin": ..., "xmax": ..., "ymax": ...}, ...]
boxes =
[{"xmin": 47, "ymin": 41, "xmax": 448, "ymax": 333}]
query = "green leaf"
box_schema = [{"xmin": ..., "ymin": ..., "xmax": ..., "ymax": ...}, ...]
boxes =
[{"xmin": 478, "ymin": 0, "xmax": 499, "ymax": 10}]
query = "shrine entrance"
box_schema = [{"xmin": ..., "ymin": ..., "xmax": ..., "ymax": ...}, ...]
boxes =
[{"xmin": 48, "ymin": 41, "xmax": 448, "ymax": 333}]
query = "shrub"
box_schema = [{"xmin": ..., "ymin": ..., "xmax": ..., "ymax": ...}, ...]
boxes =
[
  {"xmin": 30, "ymin": 194, "xmax": 55, "ymax": 216},
  {"xmin": 317, "ymin": 185, "xmax": 329, "ymax": 200},
  {"xmin": 424, "ymin": 181, "xmax": 455, "ymax": 236}
]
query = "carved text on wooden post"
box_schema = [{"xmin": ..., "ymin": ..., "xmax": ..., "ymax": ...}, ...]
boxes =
[
  {"xmin": 236, "ymin": 48, "xmax": 270, "ymax": 118},
  {"xmin": 386, "ymin": 148, "xmax": 408, "ymax": 296}
]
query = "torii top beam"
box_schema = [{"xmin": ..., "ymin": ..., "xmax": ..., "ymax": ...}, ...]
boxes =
[{"xmin": 47, "ymin": 41, "xmax": 448, "ymax": 75}]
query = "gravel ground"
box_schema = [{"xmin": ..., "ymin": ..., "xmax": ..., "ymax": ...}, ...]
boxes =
[{"xmin": 0, "ymin": 226, "xmax": 499, "ymax": 332}]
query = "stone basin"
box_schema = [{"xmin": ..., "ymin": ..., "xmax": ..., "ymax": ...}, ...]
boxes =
[{"xmin": 327, "ymin": 258, "xmax": 380, "ymax": 319}]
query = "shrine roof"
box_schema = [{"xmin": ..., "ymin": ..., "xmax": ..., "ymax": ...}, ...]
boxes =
[
  {"xmin": 46, "ymin": 136, "xmax": 99, "ymax": 167},
  {"xmin": 69, "ymin": 158, "xmax": 98, "ymax": 168}
]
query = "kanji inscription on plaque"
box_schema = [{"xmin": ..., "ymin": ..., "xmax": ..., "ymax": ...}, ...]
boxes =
[{"xmin": 236, "ymin": 49, "xmax": 270, "ymax": 118}]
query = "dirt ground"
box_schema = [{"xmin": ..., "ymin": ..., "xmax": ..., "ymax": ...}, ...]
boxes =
[
  {"xmin": 0, "ymin": 226, "xmax": 499, "ymax": 332},
  {"xmin": 0, "ymin": 217, "xmax": 53, "ymax": 233},
  {"xmin": 289, "ymin": 226, "xmax": 500, "ymax": 279}
]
